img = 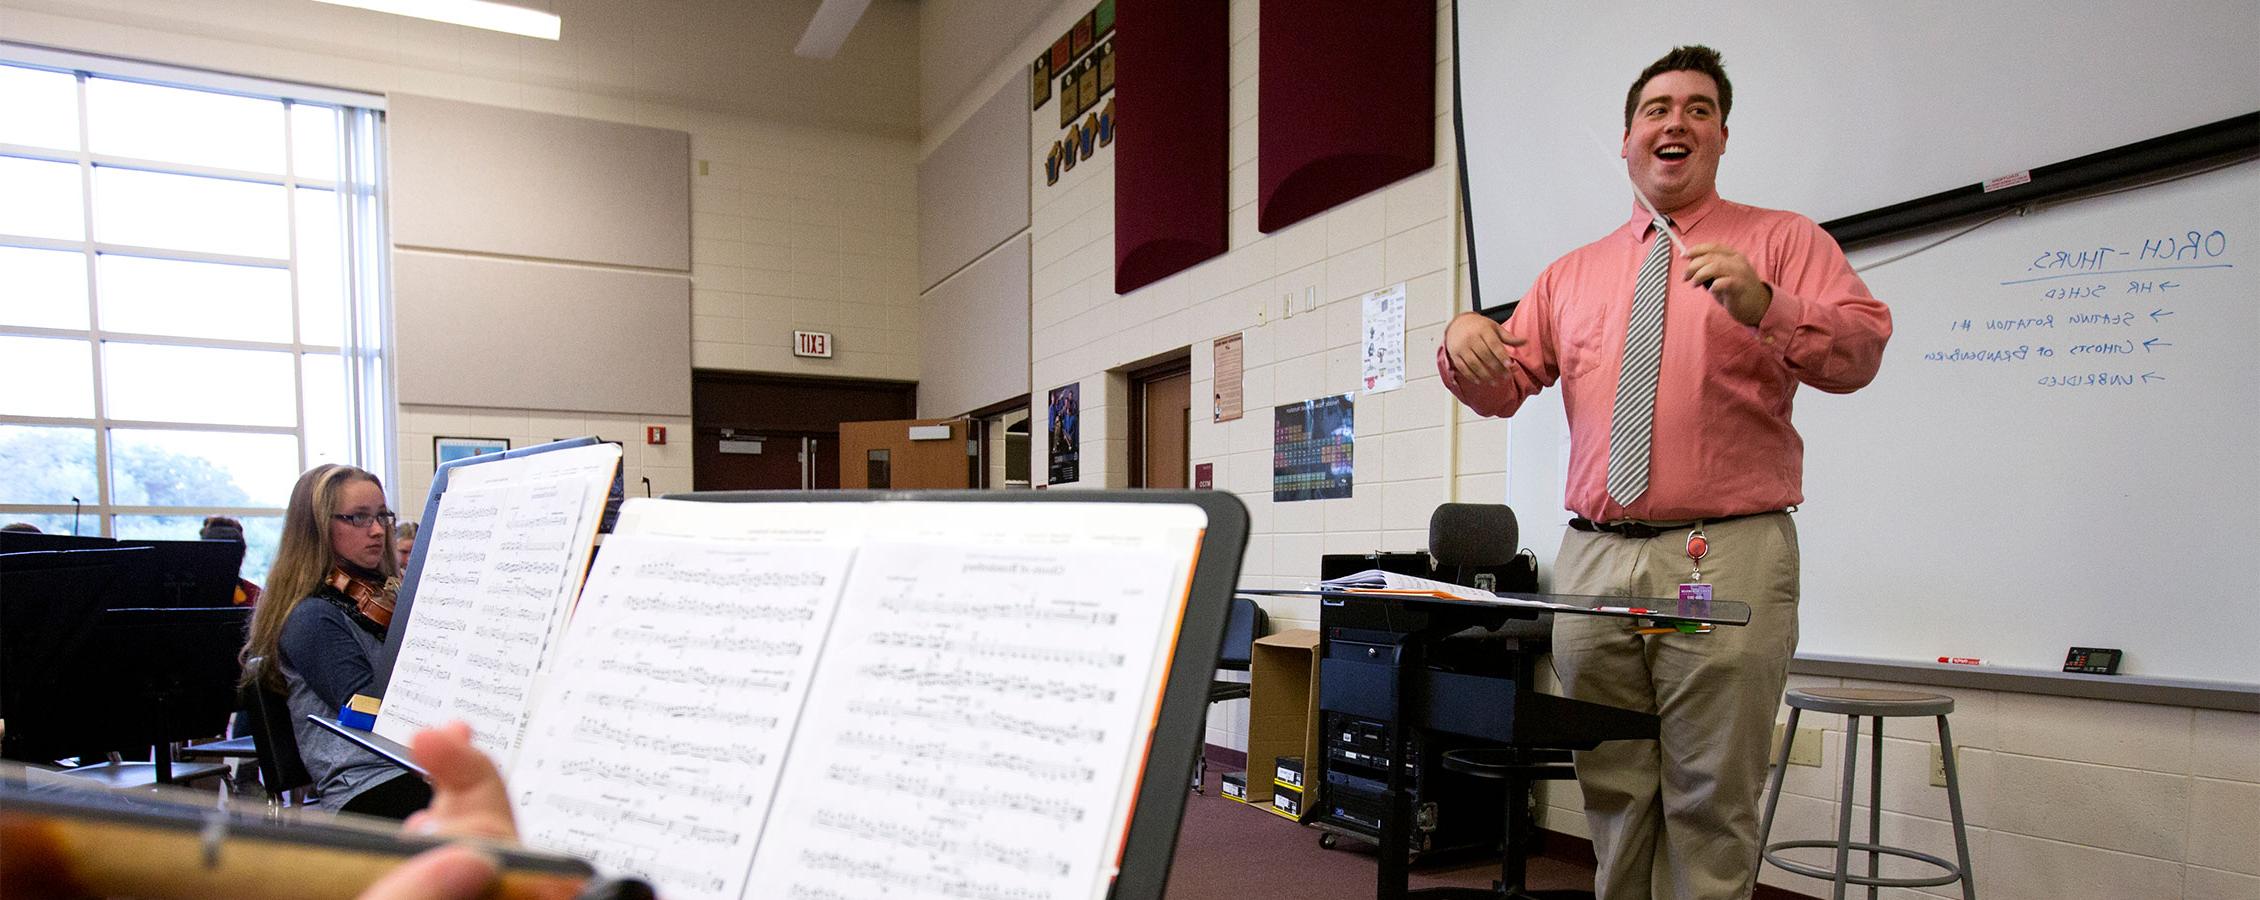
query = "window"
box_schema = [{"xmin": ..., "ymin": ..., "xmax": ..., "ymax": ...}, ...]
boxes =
[{"xmin": 0, "ymin": 52, "xmax": 392, "ymax": 585}]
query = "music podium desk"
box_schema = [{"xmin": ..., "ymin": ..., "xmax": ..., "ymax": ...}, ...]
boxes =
[{"xmin": 1242, "ymin": 588, "xmax": 1749, "ymax": 900}]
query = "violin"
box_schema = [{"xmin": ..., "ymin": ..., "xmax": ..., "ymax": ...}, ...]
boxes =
[
  {"xmin": 325, "ymin": 565, "xmax": 399, "ymax": 631},
  {"xmin": 1, "ymin": 774, "xmax": 608, "ymax": 900}
]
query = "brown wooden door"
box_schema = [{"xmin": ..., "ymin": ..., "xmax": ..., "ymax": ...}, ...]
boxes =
[
  {"xmin": 691, "ymin": 372, "xmax": 914, "ymax": 492},
  {"xmin": 1133, "ymin": 365, "xmax": 1192, "ymax": 488},
  {"xmin": 807, "ymin": 434, "xmax": 840, "ymax": 490},
  {"xmin": 693, "ymin": 430, "xmax": 808, "ymax": 491},
  {"xmin": 838, "ymin": 418, "xmax": 974, "ymax": 489}
]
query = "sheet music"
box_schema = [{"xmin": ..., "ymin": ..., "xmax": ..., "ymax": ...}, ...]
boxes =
[
  {"xmin": 510, "ymin": 534, "xmax": 856, "ymax": 900},
  {"xmin": 443, "ymin": 441, "xmax": 621, "ymax": 493},
  {"xmin": 609, "ymin": 495, "xmax": 873, "ymax": 544},
  {"xmin": 375, "ymin": 442, "xmax": 618, "ymax": 768},
  {"xmin": 744, "ymin": 503, "xmax": 1205, "ymax": 900},
  {"xmin": 1316, "ymin": 568, "xmax": 1583, "ymax": 611}
]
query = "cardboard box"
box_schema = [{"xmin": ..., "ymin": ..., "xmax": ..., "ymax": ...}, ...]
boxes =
[
  {"xmin": 1244, "ymin": 629, "xmax": 1320, "ymax": 806},
  {"xmin": 1275, "ymin": 755, "xmax": 1304, "ymax": 789},
  {"xmin": 1270, "ymin": 782, "xmax": 1303, "ymax": 818}
]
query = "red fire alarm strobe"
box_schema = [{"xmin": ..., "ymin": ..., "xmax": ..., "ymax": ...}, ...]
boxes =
[{"xmin": 646, "ymin": 426, "xmax": 667, "ymax": 445}]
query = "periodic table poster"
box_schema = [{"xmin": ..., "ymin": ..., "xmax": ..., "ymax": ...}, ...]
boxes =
[{"xmin": 1272, "ymin": 393, "xmax": 1354, "ymax": 502}]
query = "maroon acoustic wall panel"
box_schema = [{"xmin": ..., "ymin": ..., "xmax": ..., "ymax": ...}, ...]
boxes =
[
  {"xmin": 1114, "ymin": 0, "xmax": 1230, "ymax": 295},
  {"xmin": 1257, "ymin": 0, "xmax": 1435, "ymax": 233}
]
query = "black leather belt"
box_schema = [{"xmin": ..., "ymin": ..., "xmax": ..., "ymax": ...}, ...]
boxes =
[{"xmin": 1568, "ymin": 510, "xmax": 1776, "ymax": 539}]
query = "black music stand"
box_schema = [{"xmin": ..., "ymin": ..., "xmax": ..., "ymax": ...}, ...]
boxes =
[
  {"xmin": 0, "ymin": 534, "xmax": 241, "ymax": 607},
  {"xmin": 2, "ymin": 548, "xmax": 249, "ymax": 785},
  {"xmin": 0, "ymin": 531, "xmax": 115, "ymax": 553},
  {"xmin": 109, "ymin": 539, "xmax": 243, "ymax": 608},
  {"xmin": 0, "ymin": 547, "xmax": 141, "ymax": 722}
]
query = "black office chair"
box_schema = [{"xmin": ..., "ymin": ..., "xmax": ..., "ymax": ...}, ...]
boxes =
[
  {"xmin": 1192, "ymin": 595, "xmax": 1266, "ymax": 792},
  {"xmin": 239, "ymin": 656, "xmax": 314, "ymax": 809},
  {"xmin": 1421, "ymin": 503, "xmax": 1586, "ymax": 900}
]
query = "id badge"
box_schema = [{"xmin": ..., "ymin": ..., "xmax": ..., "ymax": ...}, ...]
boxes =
[{"xmin": 1678, "ymin": 527, "xmax": 1711, "ymax": 617}]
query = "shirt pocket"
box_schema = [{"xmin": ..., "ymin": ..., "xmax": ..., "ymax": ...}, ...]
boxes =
[{"xmin": 1557, "ymin": 300, "xmax": 1614, "ymax": 379}]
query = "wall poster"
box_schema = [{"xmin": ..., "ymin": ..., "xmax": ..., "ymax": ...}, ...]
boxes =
[
  {"xmin": 1212, "ymin": 332, "xmax": 1244, "ymax": 422},
  {"xmin": 1047, "ymin": 382, "xmax": 1081, "ymax": 485},
  {"xmin": 1272, "ymin": 393, "xmax": 1354, "ymax": 502},
  {"xmin": 1361, "ymin": 282, "xmax": 1407, "ymax": 393}
]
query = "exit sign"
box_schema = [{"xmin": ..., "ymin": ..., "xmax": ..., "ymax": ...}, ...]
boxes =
[{"xmin": 793, "ymin": 331, "xmax": 834, "ymax": 358}]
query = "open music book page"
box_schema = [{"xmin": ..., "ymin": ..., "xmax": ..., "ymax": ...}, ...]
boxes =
[
  {"xmin": 506, "ymin": 497, "xmax": 1209, "ymax": 900},
  {"xmin": 509, "ymin": 533, "xmax": 855, "ymax": 898},
  {"xmin": 374, "ymin": 442, "xmax": 620, "ymax": 770}
]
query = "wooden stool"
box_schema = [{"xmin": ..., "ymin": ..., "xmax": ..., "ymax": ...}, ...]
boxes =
[{"xmin": 1757, "ymin": 687, "xmax": 1976, "ymax": 900}]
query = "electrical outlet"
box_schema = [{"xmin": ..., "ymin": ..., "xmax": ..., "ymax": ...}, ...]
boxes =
[
  {"xmin": 1930, "ymin": 744, "xmax": 1960, "ymax": 787},
  {"xmin": 1769, "ymin": 724, "xmax": 1824, "ymax": 767},
  {"xmin": 1281, "ymin": 292, "xmax": 1295, "ymax": 319},
  {"xmin": 1788, "ymin": 727, "xmax": 1823, "ymax": 767},
  {"xmin": 1304, "ymin": 285, "xmax": 1318, "ymax": 313}
]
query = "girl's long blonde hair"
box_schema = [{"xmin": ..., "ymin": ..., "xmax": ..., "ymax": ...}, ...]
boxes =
[{"xmin": 240, "ymin": 464, "xmax": 396, "ymax": 691}]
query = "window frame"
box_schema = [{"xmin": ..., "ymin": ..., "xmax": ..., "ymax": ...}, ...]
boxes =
[{"xmin": 0, "ymin": 43, "xmax": 394, "ymax": 559}]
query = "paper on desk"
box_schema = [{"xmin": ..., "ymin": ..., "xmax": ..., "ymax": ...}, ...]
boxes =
[{"xmin": 1319, "ymin": 568, "xmax": 1577, "ymax": 610}]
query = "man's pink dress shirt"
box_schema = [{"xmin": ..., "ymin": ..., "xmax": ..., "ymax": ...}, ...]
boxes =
[{"xmin": 1439, "ymin": 194, "xmax": 1892, "ymax": 523}]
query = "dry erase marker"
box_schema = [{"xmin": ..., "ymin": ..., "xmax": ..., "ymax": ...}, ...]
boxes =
[
  {"xmin": 1937, "ymin": 657, "xmax": 1985, "ymax": 666},
  {"xmin": 1597, "ymin": 606, "xmax": 1655, "ymax": 615}
]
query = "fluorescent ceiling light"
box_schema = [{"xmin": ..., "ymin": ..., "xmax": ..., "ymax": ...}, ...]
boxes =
[
  {"xmin": 310, "ymin": 0, "xmax": 561, "ymax": 40},
  {"xmin": 794, "ymin": 0, "xmax": 872, "ymax": 59}
]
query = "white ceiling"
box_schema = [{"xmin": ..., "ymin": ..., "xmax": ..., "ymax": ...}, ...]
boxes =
[
  {"xmin": 4, "ymin": 0, "xmax": 1060, "ymax": 139},
  {"xmin": 916, "ymin": 0, "xmax": 1055, "ymax": 135}
]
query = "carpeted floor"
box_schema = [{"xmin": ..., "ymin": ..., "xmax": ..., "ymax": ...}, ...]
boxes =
[{"xmin": 1162, "ymin": 755, "xmax": 1596, "ymax": 899}]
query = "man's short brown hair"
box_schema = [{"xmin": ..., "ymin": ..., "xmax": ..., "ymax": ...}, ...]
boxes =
[{"xmin": 1624, "ymin": 45, "xmax": 1732, "ymax": 129}]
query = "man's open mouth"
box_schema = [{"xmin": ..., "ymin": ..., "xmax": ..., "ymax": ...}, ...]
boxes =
[{"xmin": 1655, "ymin": 144, "xmax": 1691, "ymax": 160}]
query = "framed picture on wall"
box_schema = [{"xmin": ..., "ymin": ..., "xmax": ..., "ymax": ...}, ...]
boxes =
[
  {"xmin": 1062, "ymin": 61, "xmax": 1086, "ymax": 127},
  {"xmin": 1070, "ymin": 11, "xmax": 1095, "ymax": 58},
  {"xmin": 434, "ymin": 436, "xmax": 510, "ymax": 470}
]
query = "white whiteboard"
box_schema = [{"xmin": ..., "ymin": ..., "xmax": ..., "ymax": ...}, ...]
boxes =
[
  {"xmin": 1462, "ymin": 1, "xmax": 2260, "ymax": 684},
  {"xmin": 1801, "ymin": 162, "xmax": 2258, "ymax": 683},
  {"xmin": 1456, "ymin": 0, "xmax": 2260, "ymax": 307}
]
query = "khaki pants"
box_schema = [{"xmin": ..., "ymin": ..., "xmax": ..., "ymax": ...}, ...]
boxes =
[{"xmin": 1550, "ymin": 511, "xmax": 1799, "ymax": 900}]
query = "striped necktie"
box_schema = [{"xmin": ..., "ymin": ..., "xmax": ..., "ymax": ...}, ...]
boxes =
[{"xmin": 1605, "ymin": 216, "xmax": 1673, "ymax": 508}]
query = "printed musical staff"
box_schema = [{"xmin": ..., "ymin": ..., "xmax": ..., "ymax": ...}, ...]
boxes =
[
  {"xmin": 821, "ymin": 764, "xmax": 1088, "ymax": 823},
  {"xmin": 552, "ymin": 759, "xmax": 762, "ymax": 807},
  {"xmin": 607, "ymin": 630, "xmax": 805, "ymax": 657},
  {"xmin": 842, "ymin": 697, "xmax": 1105, "ymax": 746},
  {"xmin": 850, "ymin": 663, "xmax": 1118, "ymax": 703},
  {"xmin": 866, "ymin": 630, "xmax": 1127, "ymax": 668}
]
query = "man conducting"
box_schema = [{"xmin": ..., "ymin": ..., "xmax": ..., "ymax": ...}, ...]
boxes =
[{"xmin": 1438, "ymin": 46, "xmax": 1892, "ymax": 898}]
